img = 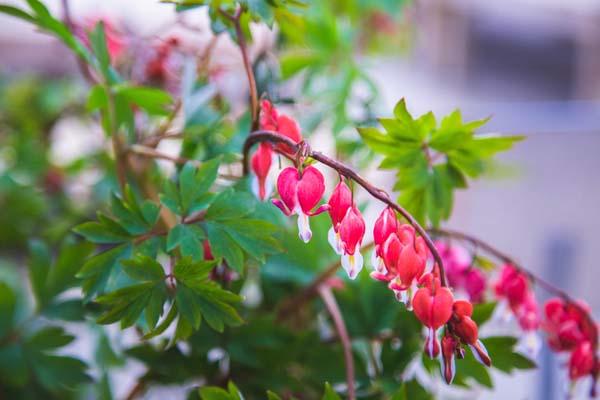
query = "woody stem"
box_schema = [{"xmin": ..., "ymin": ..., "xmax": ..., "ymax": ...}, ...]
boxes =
[
  {"xmin": 242, "ymin": 131, "xmax": 449, "ymax": 287},
  {"xmin": 318, "ymin": 285, "xmax": 356, "ymax": 400},
  {"xmin": 219, "ymin": 7, "xmax": 259, "ymax": 131}
]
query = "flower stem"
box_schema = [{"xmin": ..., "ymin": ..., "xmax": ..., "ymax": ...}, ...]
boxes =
[{"xmin": 318, "ymin": 285, "xmax": 356, "ymax": 400}]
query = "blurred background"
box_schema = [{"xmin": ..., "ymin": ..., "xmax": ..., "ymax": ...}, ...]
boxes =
[{"xmin": 1, "ymin": 0, "xmax": 599, "ymax": 399}]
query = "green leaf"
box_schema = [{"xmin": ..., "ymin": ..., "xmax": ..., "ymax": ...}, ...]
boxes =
[
  {"xmin": 204, "ymin": 222, "xmax": 244, "ymax": 273},
  {"xmin": 89, "ymin": 21, "xmax": 111, "ymax": 80},
  {"xmin": 73, "ymin": 221, "xmax": 131, "ymax": 244},
  {"xmin": 0, "ymin": 5, "xmax": 36, "ymax": 23},
  {"xmin": 96, "ymin": 282, "xmax": 163, "ymax": 328},
  {"xmin": 114, "ymin": 85, "xmax": 172, "ymax": 116},
  {"xmin": 179, "ymin": 159, "xmax": 220, "ymax": 215},
  {"xmin": 391, "ymin": 379, "xmax": 433, "ymax": 400},
  {"xmin": 205, "ymin": 189, "xmax": 254, "ymax": 221},
  {"xmin": 143, "ymin": 302, "xmax": 178, "ymax": 339},
  {"xmin": 175, "ymin": 285, "xmax": 202, "ymax": 329},
  {"xmin": 173, "ymin": 258, "xmax": 215, "ymax": 287},
  {"xmin": 167, "ymin": 224, "xmax": 205, "ymax": 261},
  {"xmin": 321, "ymin": 382, "xmax": 341, "ymax": 400},
  {"xmin": 120, "ymin": 255, "xmax": 165, "ymax": 282},
  {"xmin": 77, "ymin": 243, "xmax": 133, "ymax": 299},
  {"xmin": 26, "ymin": 327, "xmax": 74, "ymax": 350},
  {"xmin": 87, "ymin": 84, "xmax": 108, "ymax": 111},
  {"xmin": 0, "ymin": 282, "xmax": 17, "ymax": 338},
  {"xmin": 199, "ymin": 386, "xmax": 232, "ymax": 400},
  {"xmin": 28, "ymin": 239, "xmax": 50, "ymax": 306},
  {"xmin": 471, "ymin": 302, "xmax": 497, "ymax": 326}
]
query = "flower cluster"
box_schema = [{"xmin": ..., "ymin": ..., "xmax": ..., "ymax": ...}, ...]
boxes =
[
  {"xmin": 494, "ymin": 264, "xmax": 541, "ymax": 353},
  {"xmin": 250, "ymin": 100, "xmax": 302, "ymax": 201},
  {"xmin": 412, "ymin": 272, "xmax": 490, "ymax": 384},
  {"xmin": 543, "ymin": 298, "xmax": 598, "ymax": 387},
  {"xmin": 436, "ymin": 241, "xmax": 486, "ymax": 303}
]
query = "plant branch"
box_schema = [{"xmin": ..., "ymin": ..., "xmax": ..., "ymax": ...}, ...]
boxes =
[
  {"xmin": 318, "ymin": 285, "xmax": 356, "ymax": 400},
  {"xmin": 242, "ymin": 131, "xmax": 449, "ymax": 287},
  {"xmin": 144, "ymin": 100, "xmax": 182, "ymax": 147},
  {"xmin": 219, "ymin": 7, "xmax": 259, "ymax": 131}
]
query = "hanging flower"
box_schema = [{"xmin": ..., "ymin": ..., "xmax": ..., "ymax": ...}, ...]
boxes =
[
  {"xmin": 383, "ymin": 225, "xmax": 428, "ymax": 306},
  {"xmin": 448, "ymin": 299, "xmax": 491, "ymax": 366},
  {"xmin": 272, "ymin": 166, "xmax": 329, "ymax": 243},
  {"xmin": 370, "ymin": 207, "xmax": 398, "ymax": 280},
  {"xmin": 251, "ymin": 142, "xmax": 274, "ymax": 200},
  {"xmin": 260, "ymin": 100, "xmax": 302, "ymax": 155},
  {"xmin": 441, "ymin": 332, "xmax": 460, "ymax": 384},
  {"xmin": 327, "ymin": 179, "xmax": 353, "ymax": 255},
  {"xmin": 436, "ymin": 241, "xmax": 486, "ymax": 303},
  {"xmin": 413, "ymin": 273, "xmax": 454, "ymax": 358},
  {"xmin": 338, "ymin": 206, "xmax": 366, "ymax": 280}
]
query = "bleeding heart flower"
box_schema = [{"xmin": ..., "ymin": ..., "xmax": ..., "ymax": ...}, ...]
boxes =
[
  {"xmin": 272, "ymin": 166, "xmax": 329, "ymax": 243},
  {"xmin": 260, "ymin": 100, "xmax": 302, "ymax": 155},
  {"xmin": 441, "ymin": 333, "xmax": 459, "ymax": 384},
  {"xmin": 386, "ymin": 225, "xmax": 427, "ymax": 306},
  {"xmin": 412, "ymin": 273, "xmax": 454, "ymax": 358},
  {"xmin": 494, "ymin": 264, "xmax": 528, "ymax": 308},
  {"xmin": 449, "ymin": 300, "xmax": 491, "ymax": 366},
  {"xmin": 569, "ymin": 341, "xmax": 595, "ymax": 380},
  {"xmin": 338, "ymin": 206, "xmax": 366, "ymax": 280},
  {"xmin": 251, "ymin": 143, "xmax": 274, "ymax": 200},
  {"xmin": 543, "ymin": 298, "xmax": 594, "ymax": 352},
  {"xmin": 327, "ymin": 179, "xmax": 353, "ymax": 255},
  {"xmin": 370, "ymin": 207, "xmax": 398, "ymax": 280},
  {"xmin": 436, "ymin": 241, "xmax": 486, "ymax": 303}
]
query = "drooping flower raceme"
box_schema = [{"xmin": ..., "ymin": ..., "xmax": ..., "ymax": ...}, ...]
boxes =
[
  {"xmin": 272, "ymin": 166, "xmax": 329, "ymax": 243},
  {"xmin": 327, "ymin": 179, "xmax": 353, "ymax": 255},
  {"xmin": 337, "ymin": 206, "xmax": 366, "ymax": 280}
]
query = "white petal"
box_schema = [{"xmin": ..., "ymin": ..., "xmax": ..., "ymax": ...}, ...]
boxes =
[
  {"xmin": 328, "ymin": 226, "xmax": 343, "ymax": 255},
  {"xmin": 469, "ymin": 340, "xmax": 490, "ymax": 366},
  {"xmin": 342, "ymin": 250, "xmax": 364, "ymax": 280},
  {"xmin": 297, "ymin": 212, "xmax": 312, "ymax": 243},
  {"xmin": 251, "ymin": 175, "xmax": 260, "ymax": 199}
]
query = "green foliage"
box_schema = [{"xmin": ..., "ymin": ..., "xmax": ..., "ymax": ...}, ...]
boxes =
[{"xmin": 358, "ymin": 99, "xmax": 524, "ymax": 226}]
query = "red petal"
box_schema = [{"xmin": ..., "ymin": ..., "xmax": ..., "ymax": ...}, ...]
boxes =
[
  {"xmin": 339, "ymin": 206, "xmax": 365, "ymax": 255},
  {"xmin": 297, "ymin": 166, "xmax": 325, "ymax": 213},
  {"xmin": 274, "ymin": 114, "xmax": 302, "ymax": 155},
  {"xmin": 382, "ymin": 233, "xmax": 401, "ymax": 274},
  {"xmin": 453, "ymin": 300, "xmax": 474, "ymax": 318},
  {"xmin": 276, "ymin": 167, "xmax": 299, "ymax": 213},
  {"xmin": 373, "ymin": 207, "xmax": 397, "ymax": 246},
  {"xmin": 328, "ymin": 180, "xmax": 352, "ymax": 228}
]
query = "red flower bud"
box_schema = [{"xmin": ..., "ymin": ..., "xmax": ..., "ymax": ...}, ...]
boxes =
[
  {"xmin": 260, "ymin": 100, "xmax": 302, "ymax": 155},
  {"xmin": 441, "ymin": 334, "xmax": 458, "ymax": 384},
  {"xmin": 272, "ymin": 166, "xmax": 329, "ymax": 243},
  {"xmin": 449, "ymin": 300, "xmax": 491, "ymax": 367},
  {"xmin": 338, "ymin": 206, "xmax": 366, "ymax": 279},
  {"xmin": 327, "ymin": 179, "xmax": 353, "ymax": 254},
  {"xmin": 251, "ymin": 143, "xmax": 273, "ymax": 200}
]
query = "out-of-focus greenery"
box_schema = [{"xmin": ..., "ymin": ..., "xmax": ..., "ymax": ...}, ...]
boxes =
[{"xmin": 0, "ymin": 0, "xmax": 531, "ymax": 399}]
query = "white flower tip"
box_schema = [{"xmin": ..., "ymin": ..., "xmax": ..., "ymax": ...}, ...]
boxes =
[
  {"xmin": 342, "ymin": 251, "xmax": 364, "ymax": 280},
  {"xmin": 297, "ymin": 213, "xmax": 312, "ymax": 243},
  {"xmin": 327, "ymin": 226, "xmax": 343, "ymax": 255}
]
